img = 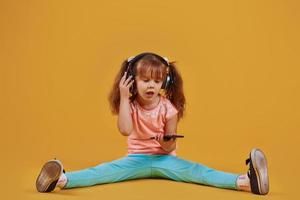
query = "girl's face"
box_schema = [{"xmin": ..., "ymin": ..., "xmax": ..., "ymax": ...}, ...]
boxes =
[
  {"xmin": 135, "ymin": 75, "xmax": 163, "ymax": 101},
  {"xmin": 134, "ymin": 63, "xmax": 167, "ymax": 103}
]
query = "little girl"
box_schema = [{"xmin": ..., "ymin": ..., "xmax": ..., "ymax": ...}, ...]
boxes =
[{"xmin": 36, "ymin": 52, "xmax": 269, "ymax": 195}]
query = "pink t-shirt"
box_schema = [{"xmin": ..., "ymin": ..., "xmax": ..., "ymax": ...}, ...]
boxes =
[{"xmin": 127, "ymin": 95, "xmax": 178, "ymax": 155}]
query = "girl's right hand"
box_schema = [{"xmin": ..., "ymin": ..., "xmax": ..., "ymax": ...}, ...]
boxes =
[{"xmin": 119, "ymin": 72, "xmax": 134, "ymax": 99}]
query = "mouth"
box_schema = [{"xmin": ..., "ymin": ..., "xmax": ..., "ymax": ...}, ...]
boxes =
[{"xmin": 145, "ymin": 91, "xmax": 155, "ymax": 97}]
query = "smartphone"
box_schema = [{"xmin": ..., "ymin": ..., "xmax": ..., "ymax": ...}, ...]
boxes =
[{"xmin": 150, "ymin": 134, "xmax": 184, "ymax": 141}]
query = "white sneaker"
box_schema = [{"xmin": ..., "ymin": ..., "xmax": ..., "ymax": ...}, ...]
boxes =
[{"xmin": 246, "ymin": 148, "xmax": 269, "ymax": 195}]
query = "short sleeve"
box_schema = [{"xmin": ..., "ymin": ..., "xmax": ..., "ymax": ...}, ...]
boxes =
[{"xmin": 165, "ymin": 100, "xmax": 178, "ymax": 121}]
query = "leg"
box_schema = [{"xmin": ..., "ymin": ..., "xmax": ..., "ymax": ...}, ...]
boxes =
[
  {"xmin": 151, "ymin": 155, "xmax": 239, "ymax": 190},
  {"xmin": 64, "ymin": 155, "xmax": 152, "ymax": 189}
]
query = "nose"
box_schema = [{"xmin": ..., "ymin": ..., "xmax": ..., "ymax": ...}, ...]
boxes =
[{"xmin": 147, "ymin": 80, "xmax": 155, "ymax": 88}]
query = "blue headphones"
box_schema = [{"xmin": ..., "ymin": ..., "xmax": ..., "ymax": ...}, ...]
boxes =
[{"xmin": 125, "ymin": 52, "xmax": 173, "ymax": 91}]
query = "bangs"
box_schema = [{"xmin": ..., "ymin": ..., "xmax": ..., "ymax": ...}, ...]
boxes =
[{"xmin": 136, "ymin": 60, "xmax": 167, "ymax": 81}]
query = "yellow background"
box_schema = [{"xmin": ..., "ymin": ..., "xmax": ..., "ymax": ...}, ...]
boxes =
[{"xmin": 1, "ymin": 0, "xmax": 299, "ymax": 199}]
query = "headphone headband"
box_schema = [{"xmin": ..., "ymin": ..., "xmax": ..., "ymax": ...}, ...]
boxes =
[{"xmin": 127, "ymin": 52, "xmax": 170, "ymax": 67}]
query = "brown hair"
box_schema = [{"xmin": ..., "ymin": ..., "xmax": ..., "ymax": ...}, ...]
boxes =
[{"xmin": 108, "ymin": 54, "xmax": 186, "ymax": 120}]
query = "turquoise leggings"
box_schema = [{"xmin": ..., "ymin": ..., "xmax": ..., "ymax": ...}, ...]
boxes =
[{"xmin": 64, "ymin": 154, "xmax": 238, "ymax": 190}]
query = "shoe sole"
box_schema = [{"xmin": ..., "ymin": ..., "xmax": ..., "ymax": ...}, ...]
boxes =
[
  {"xmin": 36, "ymin": 160, "xmax": 63, "ymax": 192},
  {"xmin": 250, "ymin": 148, "xmax": 269, "ymax": 195}
]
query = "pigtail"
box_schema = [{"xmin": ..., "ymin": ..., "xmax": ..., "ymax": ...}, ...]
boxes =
[
  {"xmin": 108, "ymin": 59, "xmax": 128, "ymax": 115},
  {"xmin": 165, "ymin": 61, "xmax": 186, "ymax": 121}
]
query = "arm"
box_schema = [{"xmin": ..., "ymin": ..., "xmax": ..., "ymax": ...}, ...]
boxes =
[
  {"xmin": 159, "ymin": 114, "xmax": 178, "ymax": 152},
  {"xmin": 117, "ymin": 98, "xmax": 133, "ymax": 136},
  {"xmin": 117, "ymin": 72, "xmax": 134, "ymax": 136}
]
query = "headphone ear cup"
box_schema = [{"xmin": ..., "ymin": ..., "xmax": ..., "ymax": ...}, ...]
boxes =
[
  {"xmin": 162, "ymin": 75, "xmax": 171, "ymax": 90},
  {"xmin": 129, "ymin": 79, "xmax": 136, "ymax": 94},
  {"xmin": 126, "ymin": 65, "xmax": 134, "ymax": 79}
]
